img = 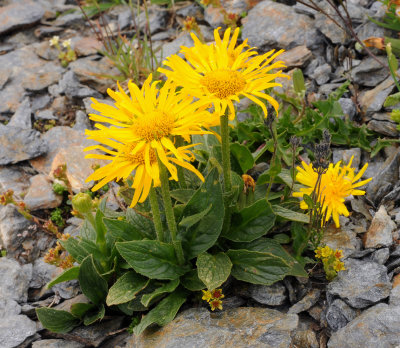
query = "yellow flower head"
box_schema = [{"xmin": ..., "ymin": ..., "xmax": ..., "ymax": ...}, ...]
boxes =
[
  {"xmin": 333, "ymin": 260, "xmax": 346, "ymax": 272},
  {"xmin": 49, "ymin": 36, "xmax": 59, "ymax": 46},
  {"xmin": 202, "ymin": 290, "xmax": 213, "ymax": 302},
  {"xmin": 85, "ymin": 75, "xmax": 212, "ymax": 207},
  {"xmin": 320, "ymin": 245, "xmax": 333, "ymax": 258},
  {"xmin": 159, "ymin": 27, "xmax": 288, "ymax": 120},
  {"xmin": 315, "ymin": 247, "xmax": 323, "ymax": 259},
  {"xmin": 242, "ymin": 174, "xmax": 256, "ymax": 193},
  {"xmin": 210, "ymin": 288, "xmax": 225, "ymax": 299},
  {"xmin": 293, "ymin": 156, "xmax": 372, "ymax": 227},
  {"xmin": 334, "ymin": 249, "xmax": 344, "ymax": 259},
  {"xmin": 210, "ymin": 298, "xmax": 223, "ymax": 311},
  {"xmin": 62, "ymin": 39, "xmax": 72, "ymax": 48}
]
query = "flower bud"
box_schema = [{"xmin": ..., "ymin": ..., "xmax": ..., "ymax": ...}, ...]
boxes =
[{"xmin": 71, "ymin": 192, "xmax": 93, "ymax": 215}]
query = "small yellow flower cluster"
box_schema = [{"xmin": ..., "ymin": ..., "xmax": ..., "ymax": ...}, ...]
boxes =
[
  {"xmin": 202, "ymin": 288, "xmax": 224, "ymax": 311},
  {"xmin": 49, "ymin": 36, "xmax": 76, "ymax": 67},
  {"xmin": 315, "ymin": 245, "xmax": 346, "ymax": 280},
  {"xmin": 44, "ymin": 233, "xmax": 75, "ymax": 269}
]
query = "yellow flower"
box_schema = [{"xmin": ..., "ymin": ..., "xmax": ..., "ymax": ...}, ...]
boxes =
[
  {"xmin": 334, "ymin": 249, "xmax": 344, "ymax": 259},
  {"xmin": 333, "ymin": 260, "xmax": 346, "ymax": 272},
  {"xmin": 320, "ymin": 245, "xmax": 333, "ymax": 258},
  {"xmin": 210, "ymin": 288, "xmax": 225, "ymax": 299},
  {"xmin": 315, "ymin": 247, "xmax": 323, "ymax": 259},
  {"xmin": 293, "ymin": 156, "xmax": 372, "ymax": 227},
  {"xmin": 202, "ymin": 290, "xmax": 213, "ymax": 302},
  {"xmin": 62, "ymin": 39, "xmax": 71, "ymax": 48},
  {"xmin": 85, "ymin": 75, "xmax": 212, "ymax": 207},
  {"xmin": 159, "ymin": 27, "xmax": 288, "ymax": 120},
  {"xmin": 210, "ymin": 299, "xmax": 223, "ymax": 311}
]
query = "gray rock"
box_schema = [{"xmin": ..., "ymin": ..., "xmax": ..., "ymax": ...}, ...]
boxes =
[
  {"xmin": 0, "ymin": 126, "xmax": 48, "ymax": 165},
  {"xmin": 32, "ymin": 339, "xmax": 85, "ymax": 348},
  {"xmin": 389, "ymin": 285, "xmax": 400, "ymax": 306},
  {"xmin": 279, "ymin": 45, "xmax": 313, "ymax": 69},
  {"xmin": 58, "ymin": 71, "xmax": 101, "ymax": 99},
  {"xmin": 36, "ymin": 109, "xmax": 57, "ymax": 120},
  {"xmin": 204, "ymin": 6, "xmax": 224, "ymax": 28},
  {"xmin": 126, "ymin": 307, "xmax": 298, "ymax": 348},
  {"xmin": 52, "ymin": 12, "xmax": 84, "ymax": 28},
  {"xmin": 364, "ymin": 205, "xmax": 396, "ymax": 248},
  {"xmin": 22, "ymin": 61, "xmax": 63, "ymax": 92},
  {"xmin": 73, "ymin": 110, "xmax": 92, "ymax": 131},
  {"xmin": 332, "ymin": 148, "xmax": 361, "ymax": 169},
  {"xmin": 29, "ymin": 126, "xmax": 95, "ymax": 175},
  {"xmin": 0, "ymin": 1, "xmax": 44, "ymax": 35},
  {"xmin": 159, "ymin": 34, "xmax": 194, "ymax": 61},
  {"xmin": 0, "ymin": 299, "xmax": 21, "ymax": 318},
  {"xmin": 350, "ymin": 57, "xmax": 389, "ymax": 87},
  {"xmin": 327, "ymin": 258, "xmax": 391, "ymax": 308},
  {"xmin": 292, "ymin": 319, "xmax": 319, "ymax": 348},
  {"xmin": 368, "ymin": 113, "xmax": 399, "ymax": 137},
  {"xmin": 325, "ymin": 299, "xmax": 357, "ymax": 331},
  {"xmin": 0, "ymin": 165, "xmax": 32, "ymax": 196},
  {"xmin": 338, "ymin": 98, "xmax": 356, "ymax": 120},
  {"xmin": 360, "ymin": 76, "xmax": 395, "ymax": 116},
  {"xmin": 328, "ymin": 303, "xmax": 400, "ymax": 348},
  {"xmin": 176, "ymin": 3, "xmax": 203, "ymax": 17},
  {"xmin": 242, "ymin": 0, "xmax": 320, "ymax": 50},
  {"xmin": 322, "ymin": 224, "xmax": 361, "ymax": 258},
  {"xmin": 0, "ymin": 205, "xmax": 31, "ymax": 253},
  {"xmin": 8, "ymin": 98, "xmax": 32, "ymax": 129},
  {"xmin": 31, "ymin": 95, "xmax": 51, "ymax": 112},
  {"xmin": 367, "ymin": 147, "xmax": 400, "ymax": 203},
  {"xmin": 249, "ymin": 282, "xmax": 287, "ymax": 306},
  {"xmin": 118, "ymin": 5, "xmax": 167, "ymax": 34},
  {"xmin": 371, "ymin": 247, "xmax": 390, "ymax": 265},
  {"xmin": 24, "ymin": 174, "xmax": 62, "ymax": 211},
  {"xmin": 288, "ymin": 289, "xmax": 321, "ymax": 314},
  {"xmin": 356, "ymin": 21, "xmax": 386, "ymax": 41},
  {"xmin": 312, "ymin": 63, "xmax": 331, "ymax": 85},
  {"xmin": 0, "ymin": 257, "xmax": 32, "ymax": 303},
  {"xmin": 0, "ymin": 315, "xmax": 37, "ymax": 348},
  {"xmin": 315, "ymin": 13, "xmax": 349, "ymax": 45}
]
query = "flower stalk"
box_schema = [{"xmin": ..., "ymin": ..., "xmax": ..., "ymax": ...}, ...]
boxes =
[
  {"xmin": 157, "ymin": 157, "xmax": 185, "ymax": 265},
  {"xmin": 220, "ymin": 110, "xmax": 232, "ymax": 193}
]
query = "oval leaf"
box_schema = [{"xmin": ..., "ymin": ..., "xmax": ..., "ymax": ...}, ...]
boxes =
[
  {"xmin": 178, "ymin": 169, "xmax": 224, "ymax": 259},
  {"xmin": 196, "ymin": 252, "xmax": 232, "ymax": 290},
  {"xmin": 79, "ymin": 255, "xmax": 108, "ymax": 305},
  {"xmin": 116, "ymin": 240, "xmax": 188, "ymax": 280},
  {"xmin": 230, "ymin": 143, "xmax": 255, "ymax": 174},
  {"xmin": 47, "ymin": 266, "xmax": 79, "ymax": 289},
  {"xmin": 36, "ymin": 308, "xmax": 79, "ymax": 333},
  {"xmin": 103, "ymin": 218, "xmax": 144, "ymax": 241},
  {"xmin": 180, "ymin": 269, "xmax": 206, "ymax": 291},
  {"xmin": 141, "ymin": 279, "xmax": 180, "ymax": 307},
  {"xmin": 106, "ymin": 271, "xmax": 149, "ymax": 306},
  {"xmin": 272, "ymin": 205, "xmax": 310, "ymax": 223}
]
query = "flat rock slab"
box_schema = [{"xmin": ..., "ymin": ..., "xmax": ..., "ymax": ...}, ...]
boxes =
[
  {"xmin": 0, "ymin": 314, "xmax": 37, "ymax": 348},
  {"xmin": 327, "ymin": 258, "xmax": 391, "ymax": 308},
  {"xmin": 127, "ymin": 307, "xmax": 299, "ymax": 348},
  {"xmin": 24, "ymin": 174, "xmax": 62, "ymax": 211},
  {"xmin": 328, "ymin": 304, "xmax": 400, "ymax": 348},
  {"xmin": 363, "ymin": 205, "xmax": 396, "ymax": 248},
  {"xmin": 0, "ymin": 1, "xmax": 44, "ymax": 35},
  {"xmin": 0, "ymin": 126, "xmax": 48, "ymax": 165},
  {"xmin": 242, "ymin": 0, "xmax": 320, "ymax": 50}
]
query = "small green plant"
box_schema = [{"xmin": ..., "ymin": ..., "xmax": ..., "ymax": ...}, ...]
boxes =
[
  {"xmin": 50, "ymin": 208, "xmax": 65, "ymax": 228},
  {"xmin": 53, "ymin": 182, "xmax": 68, "ymax": 196},
  {"xmin": 49, "ymin": 36, "xmax": 77, "ymax": 67}
]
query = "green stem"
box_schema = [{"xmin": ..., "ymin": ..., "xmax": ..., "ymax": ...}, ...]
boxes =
[
  {"xmin": 149, "ymin": 186, "xmax": 164, "ymax": 242},
  {"xmin": 220, "ymin": 110, "xmax": 232, "ymax": 193},
  {"xmin": 157, "ymin": 157, "xmax": 185, "ymax": 264},
  {"xmin": 175, "ymin": 137, "xmax": 187, "ymax": 189},
  {"xmin": 220, "ymin": 109, "xmax": 232, "ymax": 236}
]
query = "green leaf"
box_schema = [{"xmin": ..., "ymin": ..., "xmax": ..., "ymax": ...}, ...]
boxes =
[
  {"xmin": 179, "ymin": 204, "xmax": 212, "ymax": 228},
  {"xmin": 180, "ymin": 269, "xmax": 206, "ymax": 291},
  {"xmin": 302, "ymin": 194, "xmax": 314, "ymax": 209},
  {"xmin": 291, "ymin": 222, "xmax": 308, "ymax": 257},
  {"xmin": 126, "ymin": 207, "xmax": 155, "ymax": 239},
  {"xmin": 196, "ymin": 252, "xmax": 232, "ymax": 290},
  {"xmin": 79, "ymin": 255, "xmax": 108, "ymax": 305},
  {"xmin": 103, "ymin": 218, "xmax": 144, "ymax": 241},
  {"xmin": 141, "ymin": 279, "xmax": 180, "ymax": 307},
  {"xmin": 230, "ymin": 143, "xmax": 255, "ymax": 173},
  {"xmin": 273, "ymin": 234, "xmax": 291, "ymax": 244},
  {"xmin": 133, "ymin": 290, "xmax": 187, "ymax": 336},
  {"xmin": 272, "ymin": 205, "xmax": 310, "ymax": 223},
  {"xmin": 178, "ymin": 169, "xmax": 224, "ymax": 259},
  {"xmin": 84, "ymin": 304, "xmax": 105, "ymax": 326},
  {"xmin": 223, "ymin": 199, "xmax": 275, "ymax": 242},
  {"xmin": 293, "ymin": 68, "xmax": 306, "ymax": 94},
  {"xmin": 384, "ymin": 92, "xmax": 400, "ymax": 107},
  {"xmin": 36, "ymin": 308, "xmax": 80, "ymax": 333},
  {"xmin": 70, "ymin": 303, "xmax": 96, "ymax": 319},
  {"xmin": 60, "ymin": 238, "xmax": 90, "ymax": 263},
  {"xmin": 46, "ymin": 266, "xmax": 79, "ymax": 289},
  {"xmin": 116, "ymin": 240, "xmax": 188, "ymax": 280},
  {"xmin": 106, "ymin": 271, "xmax": 149, "ymax": 306},
  {"xmin": 170, "ymin": 189, "xmax": 196, "ymax": 204}
]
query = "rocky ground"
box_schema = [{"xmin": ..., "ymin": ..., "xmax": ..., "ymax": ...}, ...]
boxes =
[{"xmin": 1, "ymin": 0, "xmax": 400, "ymax": 347}]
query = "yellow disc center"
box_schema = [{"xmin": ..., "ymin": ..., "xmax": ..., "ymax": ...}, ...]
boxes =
[
  {"xmin": 134, "ymin": 111, "xmax": 174, "ymax": 142},
  {"xmin": 201, "ymin": 70, "xmax": 246, "ymax": 99}
]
